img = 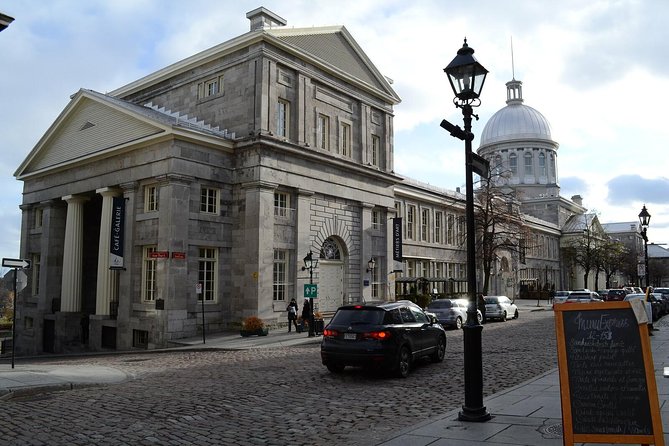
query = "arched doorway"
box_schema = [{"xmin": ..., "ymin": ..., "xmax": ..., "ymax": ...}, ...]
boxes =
[{"xmin": 318, "ymin": 237, "xmax": 345, "ymax": 313}]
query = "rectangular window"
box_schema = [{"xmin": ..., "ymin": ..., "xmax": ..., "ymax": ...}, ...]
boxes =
[
  {"xmin": 372, "ymin": 209, "xmax": 381, "ymax": 230},
  {"xmin": 142, "ymin": 246, "xmax": 157, "ymax": 301},
  {"xmin": 200, "ymin": 187, "xmax": 219, "ymax": 214},
  {"xmin": 340, "ymin": 122, "xmax": 351, "ymax": 157},
  {"xmin": 510, "ymin": 154, "xmax": 518, "ymax": 175},
  {"xmin": 273, "ymin": 249, "xmax": 288, "ymax": 301},
  {"xmin": 34, "ymin": 208, "xmax": 43, "ymax": 229},
  {"xmin": 406, "ymin": 260, "xmax": 415, "ymax": 277},
  {"xmin": 421, "ymin": 208, "xmax": 430, "ymax": 242},
  {"xmin": 274, "ymin": 192, "xmax": 289, "ymax": 218},
  {"xmin": 198, "ymin": 248, "xmax": 217, "ymax": 302},
  {"xmin": 31, "ymin": 253, "xmax": 41, "ymax": 296},
  {"xmin": 317, "ymin": 114, "xmax": 330, "ymax": 150},
  {"xmin": 435, "ymin": 212, "xmax": 443, "ymax": 244},
  {"xmin": 144, "ymin": 185, "xmax": 158, "ymax": 212},
  {"xmin": 407, "ymin": 205, "xmax": 416, "ymax": 240},
  {"xmin": 371, "ymin": 134, "xmax": 380, "ymax": 166},
  {"xmin": 421, "ymin": 261, "xmax": 429, "ymax": 278},
  {"xmin": 277, "ymin": 99, "xmax": 289, "ymax": 138},
  {"xmin": 198, "ymin": 75, "xmax": 224, "ymax": 99},
  {"xmin": 457, "ymin": 216, "xmax": 466, "ymax": 244},
  {"xmin": 447, "ymin": 214, "xmax": 455, "ymax": 245}
]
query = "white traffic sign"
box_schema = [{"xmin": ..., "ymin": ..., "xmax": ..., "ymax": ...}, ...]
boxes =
[
  {"xmin": 16, "ymin": 270, "xmax": 27, "ymax": 292},
  {"xmin": 2, "ymin": 258, "xmax": 31, "ymax": 269}
]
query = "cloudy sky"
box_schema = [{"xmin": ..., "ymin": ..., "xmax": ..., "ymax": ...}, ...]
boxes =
[{"xmin": 1, "ymin": 0, "xmax": 668, "ymax": 267}]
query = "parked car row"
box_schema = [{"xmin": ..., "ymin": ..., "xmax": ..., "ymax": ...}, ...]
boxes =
[{"xmin": 320, "ymin": 294, "xmax": 521, "ymax": 377}]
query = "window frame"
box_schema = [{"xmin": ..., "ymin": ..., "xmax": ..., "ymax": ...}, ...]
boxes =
[
  {"xmin": 421, "ymin": 208, "xmax": 430, "ymax": 242},
  {"xmin": 371, "ymin": 134, "xmax": 380, "ymax": 167},
  {"xmin": 144, "ymin": 184, "xmax": 158, "ymax": 212},
  {"xmin": 142, "ymin": 246, "xmax": 157, "ymax": 302},
  {"xmin": 31, "ymin": 253, "xmax": 41, "ymax": 296},
  {"xmin": 406, "ymin": 205, "xmax": 416, "ymax": 240},
  {"xmin": 339, "ymin": 121, "xmax": 352, "ymax": 157},
  {"xmin": 198, "ymin": 75, "xmax": 224, "ymax": 100},
  {"xmin": 277, "ymin": 98, "xmax": 290, "ymax": 138},
  {"xmin": 524, "ymin": 152, "xmax": 533, "ymax": 175},
  {"xmin": 509, "ymin": 153, "xmax": 518, "ymax": 175},
  {"xmin": 317, "ymin": 114, "xmax": 330, "ymax": 150},
  {"xmin": 274, "ymin": 192, "xmax": 290, "ymax": 218},
  {"xmin": 273, "ymin": 249, "xmax": 289, "ymax": 301},
  {"xmin": 198, "ymin": 247, "xmax": 218, "ymax": 302},
  {"xmin": 435, "ymin": 211, "xmax": 443, "ymax": 244},
  {"xmin": 200, "ymin": 187, "xmax": 220, "ymax": 215}
]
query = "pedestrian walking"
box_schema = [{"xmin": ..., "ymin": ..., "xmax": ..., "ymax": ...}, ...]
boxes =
[{"xmin": 286, "ymin": 298, "xmax": 298, "ymax": 332}]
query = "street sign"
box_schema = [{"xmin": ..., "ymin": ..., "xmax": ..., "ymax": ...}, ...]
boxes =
[
  {"xmin": 2, "ymin": 258, "xmax": 30, "ymax": 269},
  {"xmin": 304, "ymin": 284, "xmax": 318, "ymax": 298},
  {"xmin": 16, "ymin": 270, "xmax": 27, "ymax": 292}
]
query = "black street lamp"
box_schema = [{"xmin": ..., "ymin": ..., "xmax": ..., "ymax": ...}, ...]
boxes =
[
  {"xmin": 302, "ymin": 250, "xmax": 319, "ymax": 337},
  {"xmin": 441, "ymin": 38, "xmax": 491, "ymax": 422},
  {"xmin": 366, "ymin": 257, "xmax": 376, "ymax": 273},
  {"xmin": 638, "ymin": 205, "xmax": 651, "ymax": 289}
]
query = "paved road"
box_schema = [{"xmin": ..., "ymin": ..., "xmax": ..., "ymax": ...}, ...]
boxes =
[{"xmin": 0, "ymin": 308, "xmax": 556, "ymax": 446}]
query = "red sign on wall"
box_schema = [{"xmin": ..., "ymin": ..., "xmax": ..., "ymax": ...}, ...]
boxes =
[
  {"xmin": 149, "ymin": 251, "xmax": 169, "ymax": 259},
  {"xmin": 172, "ymin": 252, "xmax": 186, "ymax": 259}
]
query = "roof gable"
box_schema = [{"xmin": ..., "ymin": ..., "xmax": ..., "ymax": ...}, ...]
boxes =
[
  {"xmin": 268, "ymin": 26, "xmax": 399, "ymax": 103},
  {"xmin": 16, "ymin": 90, "xmax": 167, "ymax": 178}
]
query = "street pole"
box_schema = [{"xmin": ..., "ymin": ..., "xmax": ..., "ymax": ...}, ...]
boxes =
[
  {"xmin": 11, "ymin": 267, "xmax": 17, "ymax": 369},
  {"xmin": 308, "ymin": 267, "xmax": 315, "ymax": 338},
  {"xmin": 459, "ymin": 103, "xmax": 490, "ymax": 422},
  {"xmin": 644, "ymin": 230, "xmax": 649, "ymax": 289}
]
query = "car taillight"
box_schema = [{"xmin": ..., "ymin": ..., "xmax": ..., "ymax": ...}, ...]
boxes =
[
  {"xmin": 362, "ymin": 331, "xmax": 391, "ymax": 340},
  {"xmin": 323, "ymin": 328, "xmax": 338, "ymax": 338}
]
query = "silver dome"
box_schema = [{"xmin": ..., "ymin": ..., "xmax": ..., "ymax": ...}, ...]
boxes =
[{"xmin": 479, "ymin": 79, "xmax": 553, "ymax": 148}]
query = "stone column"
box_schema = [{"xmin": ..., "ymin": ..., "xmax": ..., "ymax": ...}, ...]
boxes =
[
  {"xmin": 60, "ymin": 195, "xmax": 88, "ymax": 312},
  {"xmin": 361, "ymin": 203, "xmax": 374, "ymax": 301},
  {"xmin": 95, "ymin": 187, "xmax": 120, "ymax": 316}
]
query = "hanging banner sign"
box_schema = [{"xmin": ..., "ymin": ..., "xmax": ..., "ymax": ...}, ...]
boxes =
[
  {"xmin": 392, "ymin": 217, "xmax": 403, "ymax": 261},
  {"xmin": 110, "ymin": 196, "xmax": 125, "ymax": 269}
]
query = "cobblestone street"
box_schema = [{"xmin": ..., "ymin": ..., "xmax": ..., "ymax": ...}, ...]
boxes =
[{"xmin": 0, "ymin": 308, "xmax": 556, "ymax": 445}]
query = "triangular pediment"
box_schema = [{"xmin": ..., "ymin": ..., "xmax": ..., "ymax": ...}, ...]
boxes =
[{"xmin": 15, "ymin": 90, "xmax": 168, "ymax": 178}]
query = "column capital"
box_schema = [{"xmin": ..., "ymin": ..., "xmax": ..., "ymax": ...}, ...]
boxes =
[
  {"xmin": 96, "ymin": 187, "xmax": 121, "ymax": 197},
  {"xmin": 62, "ymin": 194, "xmax": 89, "ymax": 204}
]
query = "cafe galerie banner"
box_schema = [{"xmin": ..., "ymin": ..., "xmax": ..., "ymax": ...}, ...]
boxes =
[{"xmin": 110, "ymin": 196, "xmax": 125, "ymax": 269}]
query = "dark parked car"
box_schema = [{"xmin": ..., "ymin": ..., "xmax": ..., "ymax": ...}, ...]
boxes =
[
  {"xmin": 604, "ymin": 289, "xmax": 627, "ymax": 302},
  {"xmin": 320, "ymin": 300, "xmax": 447, "ymax": 377}
]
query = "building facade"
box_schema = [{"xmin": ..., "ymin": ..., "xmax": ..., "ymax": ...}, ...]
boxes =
[{"xmin": 14, "ymin": 8, "xmax": 400, "ymax": 354}]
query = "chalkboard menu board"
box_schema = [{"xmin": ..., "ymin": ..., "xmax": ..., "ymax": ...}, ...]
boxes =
[{"xmin": 554, "ymin": 301, "xmax": 664, "ymax": 445}]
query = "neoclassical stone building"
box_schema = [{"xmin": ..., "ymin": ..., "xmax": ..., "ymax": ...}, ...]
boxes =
[
  {"xmin": 15, "ymin": 8, "xmax": 401, "ymax": 353},
  {"xmin": 14, "ymin": 8, "xmax": 614, "ymax": 355}
]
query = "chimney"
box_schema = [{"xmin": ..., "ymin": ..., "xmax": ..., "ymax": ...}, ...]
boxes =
[
  {"xmin": 246, "ymin": 7, "xmax": 286, "ymax": 31},
  {"xmin": 571, "ymin": 195, "xmax": 583, "ymax": 206}
]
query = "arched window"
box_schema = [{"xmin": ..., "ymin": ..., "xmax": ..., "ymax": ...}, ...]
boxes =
[
  {"xmin": 539, "ymin": 152, "xmax": 546, "ymax": 176},
  {"xmin": 320, "ymin": 237, "xmax": 341, "ymax": 260},
  {"xmin": 524, "ymin": 152, "xmax": 533, "ymax": 175},
  {"xmin": 509, "ymin": 153, "xmax": 517, "ymax": 175}
]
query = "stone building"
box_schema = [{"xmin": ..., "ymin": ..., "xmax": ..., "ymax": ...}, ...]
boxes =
[{"xmin": 14, "ymin": 8, "xmax": 400, "ymax": 353}]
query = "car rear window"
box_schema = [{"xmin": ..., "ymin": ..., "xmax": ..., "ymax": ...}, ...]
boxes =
[
  {"xmin": 484, "ymin": 297, "xmax": 498, "ymax": 304},
  {"xmin": 427, "ymin": 300, "xmax": 453, "ymax": 309},
  {"xmin": 330, "ymin": 308, "xmax": 385, "ymax": 325}
]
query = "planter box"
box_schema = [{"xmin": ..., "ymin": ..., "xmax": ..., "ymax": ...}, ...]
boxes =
[{"xmin": 240, "ymin": 327, "xmax": 269, "ymax": 337}]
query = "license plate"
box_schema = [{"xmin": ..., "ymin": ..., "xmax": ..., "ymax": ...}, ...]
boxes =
[{"xmin": 344, "ymin": 333, "xmax": 357, "ymax": 340}]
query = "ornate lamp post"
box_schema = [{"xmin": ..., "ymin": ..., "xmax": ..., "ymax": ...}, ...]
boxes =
[
  {"xmin": 441, "ymin": 38, "xmax": 491, "ymax": 422},
  {"xmin": 638, "ymin": 205, "xmax": 651, "ymax": 289},
  {"xmin": 302, "ymin": 250, "xmax": 319, "ymax": 337}
]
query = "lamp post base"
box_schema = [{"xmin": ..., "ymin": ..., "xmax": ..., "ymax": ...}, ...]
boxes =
[{"xmin": 458, "ymin": 321, "xmax": 491, "ymax": 422}]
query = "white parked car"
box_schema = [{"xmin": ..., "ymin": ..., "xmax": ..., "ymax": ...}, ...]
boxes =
[
  {"xmin": 484, "ymin": 295, "xmax": 518, "ymax": 321},
  {"xmin": 425, "ymin": 298, "xmax": 482, "ymax": 329},
  {"xmin": 553, "ymin": 290, "xmax": 571, "ymax": 305}
]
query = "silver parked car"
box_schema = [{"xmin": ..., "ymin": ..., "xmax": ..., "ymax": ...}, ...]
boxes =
[
  {"xmin": 425, "ymin": 298, "xmax": 482, "ymax": 329},
  {"xmin": 484, "ymin": 295, "xmax": 518, "ymax": 321}
]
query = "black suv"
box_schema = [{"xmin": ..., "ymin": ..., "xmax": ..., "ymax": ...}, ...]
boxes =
[{"xmin": 320, "ymin": 300, "xmax": 447, "ymax": 377}]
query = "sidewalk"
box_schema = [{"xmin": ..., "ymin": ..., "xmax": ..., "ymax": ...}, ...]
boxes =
[{"xmin": 378, "ymin": 302, "xmax": 669, "ymax": 446}]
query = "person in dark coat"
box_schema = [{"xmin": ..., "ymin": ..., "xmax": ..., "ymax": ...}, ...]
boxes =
[
  {"xmin": 477, "ymin": 293, "xmax": 487, "ymax": 324},
  {"xmin": 286, "ymin": 298, "xmax": 298, "ymax": 332},
  {"xmin": 301, "ymin": 299, "xmax": 312, "ymax": 331}
]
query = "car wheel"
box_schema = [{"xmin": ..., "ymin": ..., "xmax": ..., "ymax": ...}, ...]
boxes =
[
  {"xmin": 395, "ymin": 346, "xmax": 411, "ymax": 378},
  {"xmin": 326, "ymin": 363, "xmax": 345, "ymax": 374},
  {"xmin": 501, "ymin": 311, "xmax": 507, "ymax": 321},
  {"xmin": 431, "ymin": 336, "xmax": 446, "ymax": 363},
  {"xmin": 455, "ymin": 317, "xmax": 463, "ymax": 330},
  {"xmin": 513, "ymin": 310, "xmax": 519, "ymax": 319}
]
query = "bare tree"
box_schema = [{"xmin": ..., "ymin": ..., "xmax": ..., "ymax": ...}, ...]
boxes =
[
  {"xmin": 599, "ymin": 239, "xmax": 628, "ymax": 288},
  {"xmin": 473, "ymin": 175, "xmax": 528, "ymax": 295}
]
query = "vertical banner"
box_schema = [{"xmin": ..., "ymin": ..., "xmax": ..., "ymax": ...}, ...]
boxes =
[
  {"xmin": 110, "ymin": 196, "xmax": 125, "ymax": 269},
  {"xmin": 392, "ymin": 217, "xmax": 403, "ymax": 261}
]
